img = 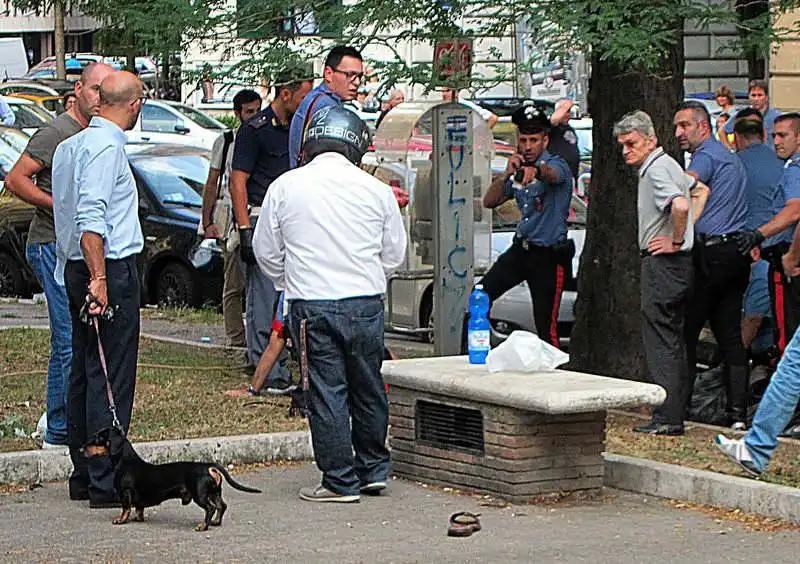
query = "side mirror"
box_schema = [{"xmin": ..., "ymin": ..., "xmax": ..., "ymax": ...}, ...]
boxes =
[{"xmin": 174, "ymin": 124, "xmax": 190, "ymax": 134}]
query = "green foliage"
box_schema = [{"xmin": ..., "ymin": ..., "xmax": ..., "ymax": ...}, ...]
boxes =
[{"xmin": 215, "ymin": 114, "xmax": 240, "ymax": 129}]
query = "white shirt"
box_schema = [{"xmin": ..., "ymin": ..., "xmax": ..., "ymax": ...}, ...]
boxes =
[
  {"xmin": 253, "ymin": 152, "xmax": 407, "ymax": 300},
  {"xmin": 209, "ymin": 130, "xmax": 236, "ymax": 204}
]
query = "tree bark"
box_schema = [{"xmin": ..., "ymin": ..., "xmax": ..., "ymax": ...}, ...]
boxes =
[
  {"xmin": 54, "ymin": 0, "xmax": 66, "ymax": 80},
  {"xmin": 736, "ymin": 0, "xmax": 769, "ymax": 81},
  {"xmin": 569, "ymin": 30, "xmax": 684, "ymax": 381}
]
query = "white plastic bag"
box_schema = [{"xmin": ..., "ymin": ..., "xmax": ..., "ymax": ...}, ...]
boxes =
[{"xmin": 486, "ymin": 330, "xmax": 569, "ymax": 373}]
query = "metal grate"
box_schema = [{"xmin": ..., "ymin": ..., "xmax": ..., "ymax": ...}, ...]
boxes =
[{"xmin": 415, "ymin": 400, "xmax": 484, "ymax": 454}]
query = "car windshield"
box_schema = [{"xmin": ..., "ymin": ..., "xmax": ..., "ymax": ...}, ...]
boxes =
[
  {"xmin": 492, "ymin": 193, "xmax": 587, "ymax": 230},
  {"xmin": 575, "ymin": 127, "xmax": 592, "ymax": 160},
  {"xmin": 131, "ymin": 154, "xmax": 209, "ymax": 208},
  {"xmin": 0, "ymin": 136, "xmax": 23, "ymax": 178},
  {"xmin": 0, "ymin": 127, "xmax": 30, "ymax": 154},
  {"xmin": 10, "ymin": 103, "xmax": 53, "ymax": 128},
  {"xmin": 170, "ymin": 104, "xmax": 224, "ymax": 130}
]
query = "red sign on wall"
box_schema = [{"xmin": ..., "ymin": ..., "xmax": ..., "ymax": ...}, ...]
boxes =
[{"xmin": 433, "ymin": 39, "xmax": 473, "ymax": 88}]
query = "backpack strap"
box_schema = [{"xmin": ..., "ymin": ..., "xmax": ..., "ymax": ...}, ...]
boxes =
[{"xmin": 297, "ymin": 92, "xmax": 334, "ymax": 166}]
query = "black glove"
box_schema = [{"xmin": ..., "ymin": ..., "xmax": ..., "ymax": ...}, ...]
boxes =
[
  {"xmin": 239, "ymin": 227, "xmax": 257, "ymax": 265},
  {"xmin": 734, "ymin": 229, "xmax": 765, "ymax": 256}
]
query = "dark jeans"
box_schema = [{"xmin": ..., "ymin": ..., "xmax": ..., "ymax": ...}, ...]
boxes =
[
  {"xmin": 685, "ymin": 240, "xmax": 751, "ymax": 419},
  {"xmin": 64, "ymin": 256, "xmax": 140, "ymax": 500},
  {"xmin": 762, "ymin": 243, "xmax": 800, "ymax": 356},
  {"xmin": 288, "ymin": 296, "xmax": 389, "ymax": 496},
  {"xmin": 480, "ymin": 240, "xmax": 570, "ymax": 347},
  {"xmin": 641, "ymin": 253, "xmax": 693, "ymax": 425}
]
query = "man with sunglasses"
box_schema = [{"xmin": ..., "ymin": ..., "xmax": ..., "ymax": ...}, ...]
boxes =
[
  {"xmin": 289, "ymin": 45, "xmax": 364, "ymax": 168},
  {"xmin": 5, "ymin": 62, "xmax": 116, "ymax": 456}
]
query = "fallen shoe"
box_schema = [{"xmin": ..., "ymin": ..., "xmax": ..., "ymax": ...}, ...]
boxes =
[
  {"xmin": 359, "ymin": 481, "xmax": 387, "ymax": 495},
  {"xmin": 447, "ymin": 511, "xmax": 481, "ymax": 537},
  {"xmin": 714, "ymin": 435, "xmax": 762, "ymax": 477}
]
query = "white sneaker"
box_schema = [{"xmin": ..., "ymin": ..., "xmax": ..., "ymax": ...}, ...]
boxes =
[
  {"xmin": 41, "ymin": 441, "xmax": 67, "ymax": 450},
  {"xmin": 714, "ymin": 435, "xmax": 761, "ymax": 477},
  {"xmin": 360, "ymin": 481, "xmax": 387, "ymax": 495}
]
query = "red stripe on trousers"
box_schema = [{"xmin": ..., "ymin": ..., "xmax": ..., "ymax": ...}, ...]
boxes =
[
  {"xmin": 550, "ymin": 265, "xmax": 565, "ymax": 348},
  {"xmin": 774, "ymin": 270, "xmax": 787, "ymax": 353}
]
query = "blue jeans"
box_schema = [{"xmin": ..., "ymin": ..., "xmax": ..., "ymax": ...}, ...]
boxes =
[
  {"xmin": 745, "ymin": 326, "xmax": 800, "ymax": 471},
  {"xmin": 26, "ymin": 243, "xmax": 72, "ymax": 445},
  {"xmin": 288, "ymin": 296, "xmax": 389, "ymax": 496}
]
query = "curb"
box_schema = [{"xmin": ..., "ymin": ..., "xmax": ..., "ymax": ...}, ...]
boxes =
[
  {"xmin": 0, "ymin": 431, "xmax": 313, "ymax": 485},
  {"xmin": 604, "ymin": 452, "xmax": 800, "ymax": 523}
]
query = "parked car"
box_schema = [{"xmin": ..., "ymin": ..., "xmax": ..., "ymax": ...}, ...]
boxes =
[
  {"xmin": 25, "ymin": 53, "xmax": 158, "ymax": 87},
  {"xmin": 0, "ymin": 142, "xmax": 224, "ymax": 306},
  {"xmin": 3, "ymin": 96, "xmax": 54, "ymax": 135},
  {"xmin": 8, "ymin": 93, "xmax": 64, "ymax": 116},
  {"xmin": 0, "ymin": 79, "xmax": 75, "ymax": 97},
  {"xmin": 127, "ymin": 100, "xmax": 227, "ymax": 151}
]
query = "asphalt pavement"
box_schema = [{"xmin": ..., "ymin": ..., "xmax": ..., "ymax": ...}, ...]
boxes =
[{"xmin": 0, "ymin": 462, "xmax": 796, "ymax": 563}]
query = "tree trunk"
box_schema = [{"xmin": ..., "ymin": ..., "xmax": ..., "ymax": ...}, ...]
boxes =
[
  {"xmin": 736, "ymin": 0, "xmax": 769, "ymax": 81},
  {"xmin": 569, "ymin": 30, "xmax": 684, "ymax": 381},
  {"xmin": 54, "ymin": 0, "xmax": 66, "ymax": 80}
]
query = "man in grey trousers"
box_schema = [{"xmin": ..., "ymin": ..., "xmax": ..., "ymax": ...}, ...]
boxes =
[{"xmin": 615, "ymin": 111, "xmax": 709, "ymax": 436}]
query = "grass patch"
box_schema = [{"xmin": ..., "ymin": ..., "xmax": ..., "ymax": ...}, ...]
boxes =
[
  {"xmin": 139, "ymin": 305, "xmax": 223, "ymax": 325},
  {"xmin": 607, "ymin": 412, "xmax": 800, "ymax": 489},
  {"xmin": 0, "ymin": 328, "xmax": 305, "ymax": 453}
]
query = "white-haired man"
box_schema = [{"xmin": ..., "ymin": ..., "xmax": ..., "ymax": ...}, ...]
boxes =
[{"xmin": 615, "ymin": 110, "xmax": 709, "ymax": 436}]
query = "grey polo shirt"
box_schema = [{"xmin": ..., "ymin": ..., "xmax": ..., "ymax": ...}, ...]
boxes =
[{"xmin": 637, "ymin": 147, "xmax": 694, "ymax": 252}]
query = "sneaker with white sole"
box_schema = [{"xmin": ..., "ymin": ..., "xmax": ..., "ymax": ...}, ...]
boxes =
[
  {"xmin": 41, "ymin": 441, "xmax": 67, "ymax": 450},
  {"xmin": 359, "ymin": 481, "xmax": 387, "ymax": 495},
  {"xmin": 731, "ymin": 421, "xmax": 747, "ymax": 432},
  {"xmin": 714, "ymin": 435, "xmax": 762, "ymax": 477},
  {"xmin": 299, "ymin": 484, "xmax": 360, "ymax": 503}
]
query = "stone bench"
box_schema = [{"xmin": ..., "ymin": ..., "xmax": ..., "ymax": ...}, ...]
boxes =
[{"xmin": 382, "ymin": 356, "xmax": 665, "ymax": 503}]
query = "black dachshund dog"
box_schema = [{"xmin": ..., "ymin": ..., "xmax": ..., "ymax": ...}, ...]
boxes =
[{"xmin": 84, "ymin": 427, "xmax": 261, "ymax": 531}]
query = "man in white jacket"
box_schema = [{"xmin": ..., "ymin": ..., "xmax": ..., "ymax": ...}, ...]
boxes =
[{"xmin": 253, "ymin": 105, "xmax": 406, "ymax": 503}]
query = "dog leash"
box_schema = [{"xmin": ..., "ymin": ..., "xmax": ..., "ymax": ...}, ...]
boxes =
[{"xmin": 82, "ymin": 295, "xmax": 123, "ymax": 434}]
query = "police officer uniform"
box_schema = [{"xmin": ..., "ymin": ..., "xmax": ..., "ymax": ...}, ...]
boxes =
[
  {"xmin": 685, "ymin": 136, "xmax": 752, "ymax": 427},
  {"xmin": 762, "ymin": 152, "xmax": 800, "ymax": 354},
  {"xmin": 479, "ymin": 104, "xmax": 574, "ymax": 348},
  {"xmin": 548, "ymin": 120, "xmax": 580, "ymax": 181},
  {"xmin": 230, "ymin": 105, "xmax": 292, "ymax": 388}
]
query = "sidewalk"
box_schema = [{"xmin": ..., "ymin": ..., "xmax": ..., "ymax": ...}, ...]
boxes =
[{"xmin": 0, "ymin": 462, "xmax": 796, "ymax": 563}]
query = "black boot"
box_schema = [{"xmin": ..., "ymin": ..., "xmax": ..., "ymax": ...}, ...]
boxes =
[
  {"xmin": 727, "ymin": 365, "xmax": 749, "ymax": 430},
  {"xmin": 68, "ymin": 447, "xmax": 90, "ymax": 501}
]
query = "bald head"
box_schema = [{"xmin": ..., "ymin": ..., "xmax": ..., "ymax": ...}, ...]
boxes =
[
  {"xmin": 73, "ymin": 62, "xmax": 116, "ymax": 124},
  {"xmin": 81, "ymin": 62, "xmax": 115, "ymax": 85},
  {"xmin": 100, "ymin": 71, "xmax": 143, "ymax": 106}
]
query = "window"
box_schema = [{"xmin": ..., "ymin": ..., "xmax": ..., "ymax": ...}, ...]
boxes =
[
  {"xmin": 236, "ymin": 0, "xmax": 343, "ymax": 39},
  {"xmin": 131, "ymin": 155, "xmax": 208, "ymax": 208},
  {"xmin": 170, "ymin": 104, "xmax": 224, "ymax": 130},
  {"xmin": 140, "ymin": 104, "xmax": 183, "ymax": 133}
]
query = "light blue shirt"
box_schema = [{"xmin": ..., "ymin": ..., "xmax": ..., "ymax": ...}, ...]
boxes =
[
  {"xmin": 0, "ymin": 96, "xmax": 14, "ymax": 126},
  {"xmin": 288, "ymin": 82, "xmax": 342, "ymax": 168},
  {"xmin": 52, "ymin": 116, "xmax": 143, "ymax": 283}
]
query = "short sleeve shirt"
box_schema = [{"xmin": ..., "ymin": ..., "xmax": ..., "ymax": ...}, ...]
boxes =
[
  {"xmin": 724, "ymin": 106, "xmax": 782, "ymax": 148},
  {"xmin": 637, "ymin": 148, "xmax": 694, "ymax": 251},
  {"xmin": 210, "ymin": 130, "xmax": 235, "ymax": 203},
  {"xmin": 25, "ymin": 112, "xmax": 83, "ymax": 244},
  {"xmin": 501, "ymin": 150, "xmax": 572, "ymax": 246},
  {"xmin": 231, "ymin": 106, "xmax": 290, "ymax": 207},
  {"xmin": 688, "ymin": 137, "xmax": 749, "ymax": 236},
  {"xmin": 736, "ymin": 143, "xmax": 786, "ymax": 246},
  {"xmin": 778, "ymin": 153, "xmax": 800, "ymax": 242}
]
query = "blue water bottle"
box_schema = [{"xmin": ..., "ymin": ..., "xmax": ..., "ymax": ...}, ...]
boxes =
[{"xmin": 468, "ymin": 284, "xmax": 491, "ymax": 364}]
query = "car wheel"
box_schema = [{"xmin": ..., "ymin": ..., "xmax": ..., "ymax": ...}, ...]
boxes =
[
  {"xmin": 419, "ymin": 292, "xmax": 434, "ymax": 344},
  {"xmin": 156, "ymin": 262, "xmax": 195, "ymax": 307},
  {"xmin": 0, "ymin": 251, "xmax": 25, "ymax": 297}
]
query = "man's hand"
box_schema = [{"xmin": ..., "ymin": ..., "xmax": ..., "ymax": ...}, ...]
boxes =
[
  {"xmin": 733, "ymin": 229, "xmax": 765, "ymax": 256},
  {"xmin": 783, "ymin": 251, "xmax": 800, "ymax": 278},
  {"xmin": 239, "ymin": 227, "xmax": 256, "ymax": 265},
  {"xmin": 87, "ymin": 279, "xmax": 108, "ymax": 316},
  {"xmin": 504, "ymin": 154, "xmax": 524, "ymax": 178},
  {"xmin": 204, "ymin": 223, "xmax": 222, "ymax": 239},
  {"xmin": 392, "ymin": 186, "xmax": 409, "ymax": 209},
  {"xmin": 647, "ymin": 236, "xmax": 681, "ymax": 255}
]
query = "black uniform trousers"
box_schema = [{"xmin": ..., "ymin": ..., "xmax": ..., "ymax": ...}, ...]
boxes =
[
  {"xmin": 640, "ymin": 252, "xmax": 693, "ymax": 426},
  {"xmin": 64, "ymin": 256, "xmax": 140, "ymax": 501},
  {"xmin": 684, "ymin": 239, "xmax": 751, "ymax": 423},
  {"xmin": 761, "ymin": 243, "xmax": 800, "ymax": 357},
  {"xmin": 480, "ymin": 239, "xmax": 568, "ymax": 348}
]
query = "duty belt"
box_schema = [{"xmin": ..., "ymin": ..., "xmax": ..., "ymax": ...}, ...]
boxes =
[{"xmin": 697, "ymin": 232, "xmax": 740, "ymax": 247}]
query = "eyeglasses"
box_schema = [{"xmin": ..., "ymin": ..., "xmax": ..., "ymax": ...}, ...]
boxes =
[
  {"xmin": 332, "ymin": 68, "xmax": 364, "ymax": 83},
  {"xmin": 138, "ymin": 95, "xmax": 148, "ymax": 104}
]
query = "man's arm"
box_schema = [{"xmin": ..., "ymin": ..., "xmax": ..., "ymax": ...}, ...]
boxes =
[
  {"xmin": 783, "ymin": 225, "xmax": 800, "ymax": 278},
  {"xmin": 537, "ymin": 158, "xmax": 567, "ymax": 186},
  {"xmin": 252, "ymin": 183, "xmax": 285, "ymax": 288},
  {"xmin": 757, "ymin": 199, "xmax": 800, "ymax": 239},
  {"xmin": 484, "ymin": 153, "xmax": 523, "ymax": 208},
  {"xmin": 75, "ymin": 145, "xmax": 121, "ymax": 315},
  {"xmin": 647, "ymin": 195, "xmax": 690, "ymax": 255},
  {"xmin": 4, "ymin": 154, "xmax": 50, "ymax": 208},
  {"xmin": 690, "ymin": 180, "xmax": 710, "ymax": 224},
  {"xmin": 229, "ymin": 170, "xmax": 251, "ymax": 228},
  {"xmin": 380, "ymin": 188, "xmax": 408, "ymax": 275},
  {"xmin": 200, "ymin": 167, "xmax": 221, "ymax": 238}
]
